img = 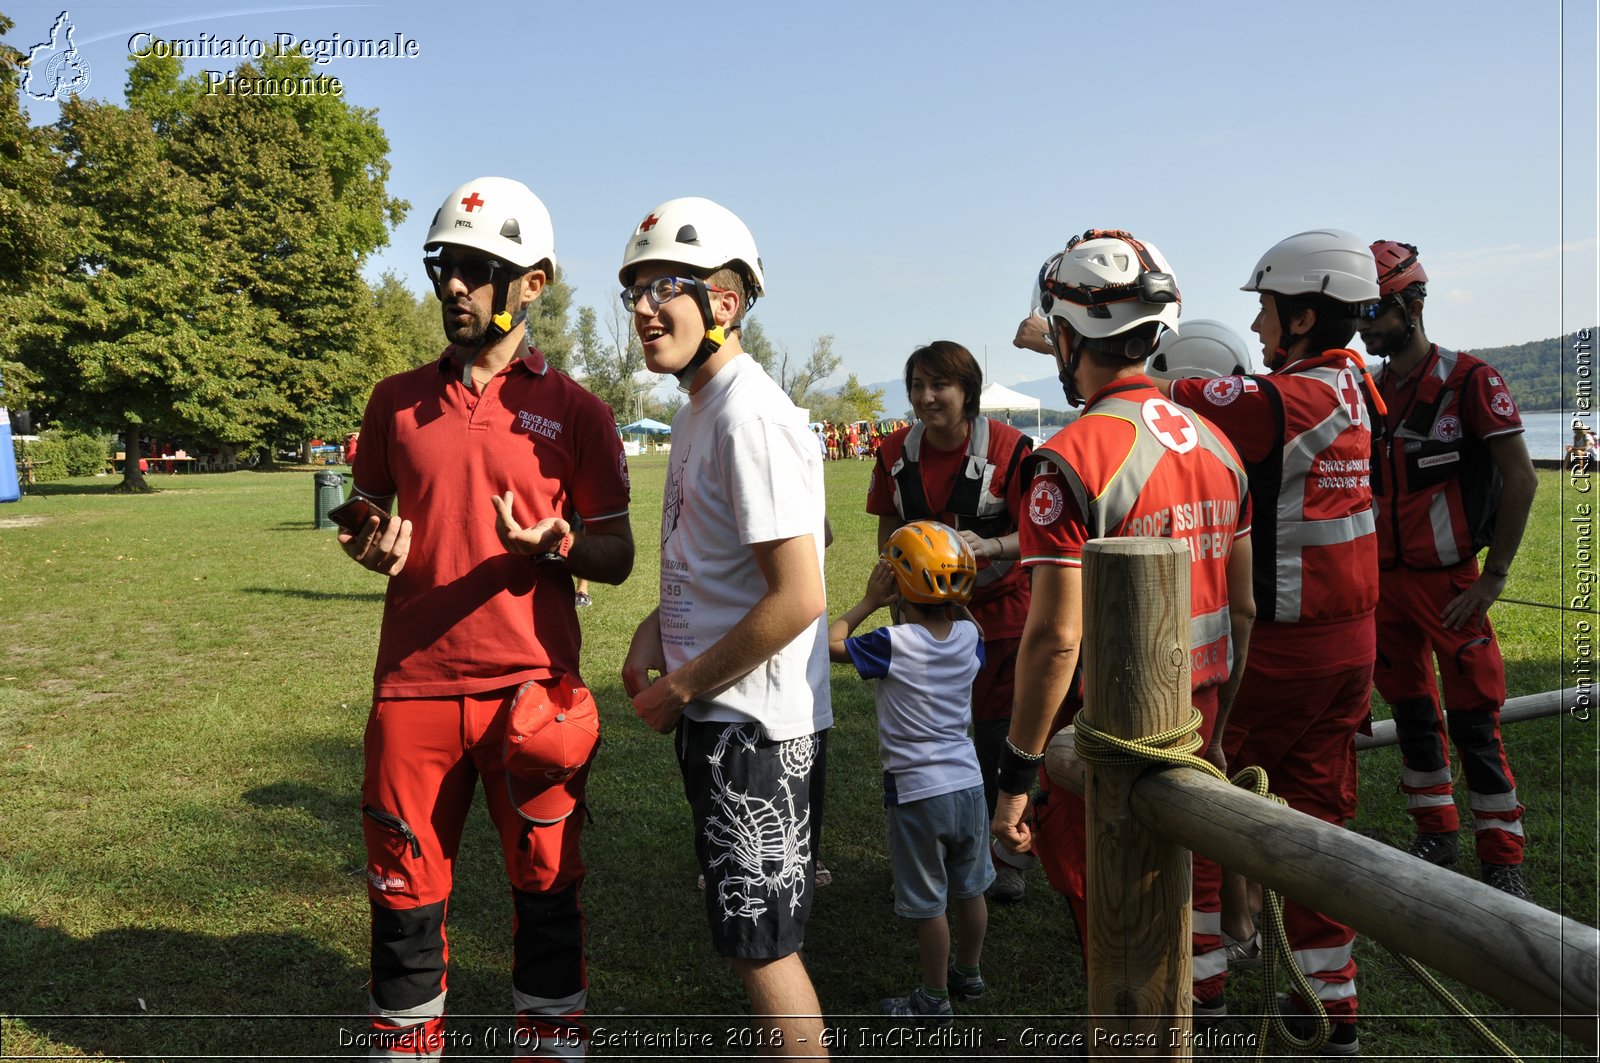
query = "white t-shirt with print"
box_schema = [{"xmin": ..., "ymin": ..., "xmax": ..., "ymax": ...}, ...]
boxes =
[{"xmin": 660, "ymin": 353, "xmax": 832, "ymax": 741}]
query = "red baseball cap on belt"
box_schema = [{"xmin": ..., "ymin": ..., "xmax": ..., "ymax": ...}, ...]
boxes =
[{"xmin": 503, "ymin": 677, "xmax": 599, "ymax": 824}]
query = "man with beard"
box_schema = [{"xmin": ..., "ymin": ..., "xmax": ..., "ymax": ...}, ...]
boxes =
[
  {"xmin": 1361, "ymin": 240, "xmax": 1537, "ymax": 899},
  {"xmin": 340, "ymin": 176, "xmax": 634, "ymax": 1059}
]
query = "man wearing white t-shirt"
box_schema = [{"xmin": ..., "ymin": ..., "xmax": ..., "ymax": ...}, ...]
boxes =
[{"xmin": 619, "ymin": 198, "xmax": 831, "ymax": 1056}]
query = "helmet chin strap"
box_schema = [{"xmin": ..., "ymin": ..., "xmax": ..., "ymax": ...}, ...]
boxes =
[
  {"xmin": 672, "ymin": 281, "xmax": 728, "ymax": 391},
  {"xmin": 1059, "ymin": 329, "xmax": 1087, "ymax": 408},
  {"xmin": 450, "ymin": 272, "xmax": 526, "ymax": 384},
  {"xmin": 1266, "ymin": 298, "xmax": 1300, "ymax": 370}
]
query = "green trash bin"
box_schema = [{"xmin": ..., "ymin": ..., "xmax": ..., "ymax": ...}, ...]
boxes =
[{"xmin": 314, "ymin": 471, "xmax": 347, "ymax": 529}]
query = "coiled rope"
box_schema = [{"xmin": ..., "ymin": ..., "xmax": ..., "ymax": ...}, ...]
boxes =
[{"xmin": 1072, "ymin": 706, "xmax": 1524, "ymax": 1061}]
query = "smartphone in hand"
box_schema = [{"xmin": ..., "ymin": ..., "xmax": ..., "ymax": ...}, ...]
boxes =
[{"xmin": 329, "ymin": 495, "xmax": 391, "ymax": 535}]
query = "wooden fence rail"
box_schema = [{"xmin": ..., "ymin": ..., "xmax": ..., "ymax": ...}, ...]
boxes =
[{"xmin": 1062, "ymin": 538, "xmax": 1599, "ymax": 1058}]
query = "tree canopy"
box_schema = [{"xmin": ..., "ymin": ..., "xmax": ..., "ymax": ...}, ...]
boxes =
[{"xmin": 2, "ymin": 39, "xmax": 408, "ymax": 488}]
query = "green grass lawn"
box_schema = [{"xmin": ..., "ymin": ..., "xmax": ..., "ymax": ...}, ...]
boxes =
[{"xmin": 0, "ymin": 463, "xmax": 1592, "ymax": 1060}]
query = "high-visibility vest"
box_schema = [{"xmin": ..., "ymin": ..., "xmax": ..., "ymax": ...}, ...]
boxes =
[
  {"xmin": 1236, "ymin": 353, "xmax": 1378, "ymax": 624},
  {"xmin": 1027, "ymin": 383, "xmax": 1247, "ymax": 691},
  {"xmin": 887, "ymin": 416, "xmax": 1031, "ymax": 588},
  {"xmin": 1373, "ymin": 346, "xmax": 1504, "ymax": 569}
]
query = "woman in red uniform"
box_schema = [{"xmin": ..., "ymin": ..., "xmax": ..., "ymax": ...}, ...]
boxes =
[{"xmin": 867, "ymin": 340, "xmax": 1034, "ymax": 900}]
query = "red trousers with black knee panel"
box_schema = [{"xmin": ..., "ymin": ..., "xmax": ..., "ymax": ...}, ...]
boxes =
[
  {"xmin": 1373, "ymin": 563, "xmax": 1523, "ymax": 866},
  {"xmin": 362, "ymin": 689, "xmax": 590, "ymax": 1060},
  {"xmin": 1223, "ymin": 664, "xmax": 1370, "ymax": 1023}
]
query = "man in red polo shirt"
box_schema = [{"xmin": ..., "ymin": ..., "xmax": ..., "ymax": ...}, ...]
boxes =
[{"xmin": 341, "ymin": 176, "xmax": 634, "ymax": 1059}]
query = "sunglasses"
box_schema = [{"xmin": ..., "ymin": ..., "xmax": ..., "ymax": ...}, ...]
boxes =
[
  {"xmin": 423, "ymin": 254, "xmax": 504, "ymax": 291},
  {"xmin": 1358, "ymin": 296, "xmax": 1400, "ymax": 322}
]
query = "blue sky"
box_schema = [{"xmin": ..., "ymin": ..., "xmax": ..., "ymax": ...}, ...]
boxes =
[{"xmin": 12, "ymin": 0, "xmax": 1597, "ymax": 398}]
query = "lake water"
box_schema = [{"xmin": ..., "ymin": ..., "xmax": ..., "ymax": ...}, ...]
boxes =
[{"xmin": 1032, "ymin": 410, "xmax": 1578, "ymax": 459}]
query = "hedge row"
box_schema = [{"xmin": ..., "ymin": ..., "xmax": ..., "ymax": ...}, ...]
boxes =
[{"xmin": 13, "ymin": 431, "xmax": 111, "ymax": 481}]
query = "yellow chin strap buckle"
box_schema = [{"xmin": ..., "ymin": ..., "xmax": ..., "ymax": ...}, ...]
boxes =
[
  {"xmin": 706, "ymin": 325, "xmax": 726, "ymax": 347},
  {"xmin": 493, "ymin": 310, "xmax": 514, "ymax": 333}
]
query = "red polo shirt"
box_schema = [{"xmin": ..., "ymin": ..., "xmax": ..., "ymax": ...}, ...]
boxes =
[{"xmin": 353, "ymin": 347, "xmax": 630, "ymax": 697}]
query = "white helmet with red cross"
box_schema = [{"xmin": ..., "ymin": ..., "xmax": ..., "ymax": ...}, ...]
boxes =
[
  {"xmin": 618, "ymin": 197, "xmax": 765, "ymax": 300},
  {"xmin": 424, "ymin": 177, "xmax": 556, "ymax": 272}
]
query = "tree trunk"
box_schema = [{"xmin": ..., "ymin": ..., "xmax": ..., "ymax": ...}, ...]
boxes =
[{"xmin": 118, "ymin": 423, "xmax": 152, "ymax": 493}]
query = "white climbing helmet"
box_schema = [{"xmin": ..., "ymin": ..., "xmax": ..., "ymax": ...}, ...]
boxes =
[
  {"xmin": 1148, "ymin": 319, "xmax": 1256, "ymax": 380},
  {"xmin": 424, "ymin": 177, "xmax": 556, "ymax": 271},
  {"xmin": 1038, "ymin": 229, "xmax": 1181, "ymax": 340},
  {"xmin": 1240, "ymin": 228, "xmax": 1377, "ymax": 304},
  {"xmin": 618, "ymin": 197, "xmax": 764, "ymax": 301}
]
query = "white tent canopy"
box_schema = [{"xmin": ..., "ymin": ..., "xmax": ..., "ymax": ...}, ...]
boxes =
[{"xmin": 978, "ymin": 383, "xmax": 1042, "ymax": 439}]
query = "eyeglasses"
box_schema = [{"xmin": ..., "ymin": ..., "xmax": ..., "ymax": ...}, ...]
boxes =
[
  {"xmin": 423, "ymin": 254, "xmax": 503, "ymax": 290},
  {"xmin": 620, "ymin": 275, "xmax": 730, "ymax": 313}
]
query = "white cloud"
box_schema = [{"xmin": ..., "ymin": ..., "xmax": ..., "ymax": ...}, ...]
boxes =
[{"xmin": 1445, "ymin": 289, "xmax": 1475, "ymax": 305}]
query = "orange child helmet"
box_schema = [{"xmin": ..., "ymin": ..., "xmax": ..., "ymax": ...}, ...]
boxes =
[
  {"xmin": 1371, "ymin": 240, "xmax": 1428, "ymax": 298},
  {"xmin": 882, "ymin": 521, "xmax": 977, "ymax": 605}
]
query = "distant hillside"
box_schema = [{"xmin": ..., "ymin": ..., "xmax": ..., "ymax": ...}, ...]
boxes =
[
  {"xmin": 867, "ymin": 329, "xmax": 1589, "ymax": 419},
  {"xmin": 993, "ymin": 329, "xmax": 1594, "ymax": 413},
  {"xmin": 1466, "ymin": 330, "xmax": 1594, "ymax": 411}
]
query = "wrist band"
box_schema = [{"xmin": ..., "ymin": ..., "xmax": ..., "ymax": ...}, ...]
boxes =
[
  {"xmin": 1486, "ymin": 565, "xmax": 1509, "ymax": 578},
  {"xmin": 997, "ymin": 740, "xmax": 1043, "ymax": 795},
  {"xmin": 991, "ymin": 538, "xmax": 1004, "ymax": 561}
]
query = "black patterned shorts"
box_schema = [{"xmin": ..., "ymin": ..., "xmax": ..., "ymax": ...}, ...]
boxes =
[{"xmin": 675, "ymin": 719, "xmax": 828, "ymax": 960}]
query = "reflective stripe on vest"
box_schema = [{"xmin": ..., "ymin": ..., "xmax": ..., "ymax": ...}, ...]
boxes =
[
  {"xmin": 1247, "ymin": 360, "xmax": 1375, "ymax": 624},
  {"xmin": 889, "ymin": 417, "xmax": 1016, "ymax": 586},
  {"xmin": 1031, "ymin": 392, "xmax": 1246, "ymax": 680}
]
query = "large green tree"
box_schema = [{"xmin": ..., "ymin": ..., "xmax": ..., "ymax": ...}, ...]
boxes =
[
  {"xmin": 11, "ymin": 97, "xmax": 285, "ymax": 489},
  {"xmin": 8, "ymin": 46, "xmax": 411, "ymax": 480},
  {"xmin": 525, "ymin": 273, "xmax": 577, "ymax": 373},
  {"xmin": 126, "ymin": 49, "xmax": 407, "ymax": 459},
  {"xmin": 0, "ymin": 15, "xmax": 68, "ymax": 413},
  {"xmin": 572, "ymin": 302, "xmax": 647, "ymax": 420}
]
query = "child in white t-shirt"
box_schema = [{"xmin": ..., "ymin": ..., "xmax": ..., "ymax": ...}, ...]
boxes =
[{"xmin": 828, "ymin": 521, "xmax": 992, "ymax": 1022}]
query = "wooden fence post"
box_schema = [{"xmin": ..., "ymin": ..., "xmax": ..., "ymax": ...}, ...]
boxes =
[{"xmin": 1081, "ymin": 537, "xmax": 1193, "ymax": 1058}]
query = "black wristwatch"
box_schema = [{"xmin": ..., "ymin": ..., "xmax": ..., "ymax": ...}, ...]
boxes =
[{"xmin": 538, "ymin": 533, "xmax": 574, "ymax": 564}]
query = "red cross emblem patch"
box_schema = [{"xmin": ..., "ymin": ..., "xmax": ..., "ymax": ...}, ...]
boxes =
[
  {"xmin": 1202, "ymin": 376, "xmax": 1242, "ymax": 406},
  {"xmin": 639, "ymin": 213, "xmax": 660, "ymax": 232},
  {"xmin": 460, "ymin": 191, "xmax": 485, "ymax": 212},
  {"xmin": 1029, "ymin": 479, "xmax": 1064, "ymax": 526},
  {"xmin": 1143, "ymin": 398, "xmax": 1198, "ymax": 454},
  {"xmin": 1489, "ymin": 391, "xmax": 1517, "ymax": 419}
]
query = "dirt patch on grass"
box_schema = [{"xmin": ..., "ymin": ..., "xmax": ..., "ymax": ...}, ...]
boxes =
[{"xmin": 0, "ymin": 516, "xmax": 46, "ymax": 529}]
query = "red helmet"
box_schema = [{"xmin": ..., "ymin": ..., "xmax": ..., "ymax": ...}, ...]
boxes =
[{"xmin": 1371, "ymin": 240, "xmax": 1428, "ymax": 298}]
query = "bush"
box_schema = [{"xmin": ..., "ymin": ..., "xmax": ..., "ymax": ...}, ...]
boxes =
[{"xmin": 14, "ymin": 430, "xmax": 111, "ymax": 481}]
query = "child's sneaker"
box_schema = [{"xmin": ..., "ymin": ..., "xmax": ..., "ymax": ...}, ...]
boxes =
[
  {"xmin": 946, "ymin": 965, "xmax": 986, "ymax": 1002},
  {"xmin": 879, "ymin": 986, "xmax": 953, "ymax": 1024}
]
